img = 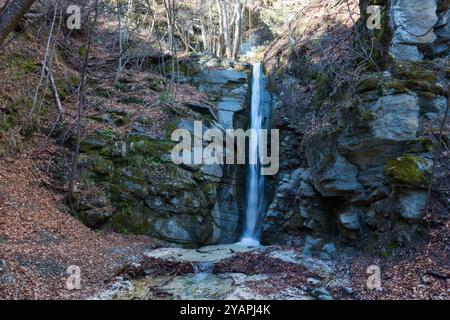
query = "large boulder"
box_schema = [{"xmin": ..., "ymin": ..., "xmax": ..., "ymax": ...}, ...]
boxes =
[
  {"xmin": 391, "ymin": 0, "xmax": 438, "ymax": 61},
  {"xmin": 313, "ymin": 155, "xmax": 364, "ymax": 198},
  {"xmin": 68, "ymin": 58, "xmax": 251, "ymax": 247}
]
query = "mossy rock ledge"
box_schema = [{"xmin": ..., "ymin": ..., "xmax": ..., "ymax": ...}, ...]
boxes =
[{"xmin": 70, "ymin": 58, "xmax": 250, "ymax": 247}]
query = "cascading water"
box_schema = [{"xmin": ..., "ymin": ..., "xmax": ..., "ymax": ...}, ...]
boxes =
[{"xmin": 240, "ymin": 62, "xmax": 267, "ymax": 246}]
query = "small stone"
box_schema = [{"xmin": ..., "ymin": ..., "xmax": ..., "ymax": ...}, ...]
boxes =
[
  {"xmin": 320, "ymin": 243, "xmax": 337, "ymax": 260},
  {"xmin": 301, "ymin": 236, "xmax": 323, "ymax": 257},
  {"xmin": 339, "ymin": 211, "xmax": 361, "ymax": 231},
  {"xmin": 399, "ymin": 191, "xmax": 427, "ymax": 223}
]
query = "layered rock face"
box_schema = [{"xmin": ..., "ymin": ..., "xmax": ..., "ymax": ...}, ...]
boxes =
[
  {"xmin": 66, "ymin": 54, "xmax": 250, "ymax": 247},
  {"xmin": 263, "ymin": 0, "xmax": 448, "ymax": 249}
]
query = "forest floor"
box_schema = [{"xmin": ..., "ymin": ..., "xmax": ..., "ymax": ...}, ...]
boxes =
[{"xmin": 0, "ymin": 153, "xmax": 160, "ymax": 299}]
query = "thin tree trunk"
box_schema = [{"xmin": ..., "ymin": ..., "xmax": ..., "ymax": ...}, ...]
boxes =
[
  {"xmin": 0, "ymin": 0, "xmax": 36, "ymax": 47},
  {"xmin": 42, "ymin": 63, "xmax": 64, "ymax": 116},
  {"xmin": 67, "ymin": 0, "xmax": 99, "ymax": 201},
  {"xmin": 216, "ymin": 0, "xmax": 224, "ymax": 57},
  {"xmin": 217, "ymin": 0, "xmax": 231, "ymax": 59},
  {"xmin": 200, "ymin": 0, "xmax": 209, "ymax": 51},
  {"xmin": 208, "ymin": 2, "xmax": 215, "ymax": 53},
  {"xmin": 116, "ymin": 1, "xmax": 123, "ymax": 80},
  {"xmin": 232, "ymin": 0, "xmax": 242, "ymax": 59},
  {"xmin": 124, "ymin": 0, "xmax": 133, "ymax": 43},
  {"xmin": 30, "ymin": 3, "xmax": 58, "ymax": 116}
]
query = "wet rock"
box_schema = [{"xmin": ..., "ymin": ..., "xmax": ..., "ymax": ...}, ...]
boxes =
[{"xmin": 209, "ymin": 187, "xmax": 241, "ymax": 244}]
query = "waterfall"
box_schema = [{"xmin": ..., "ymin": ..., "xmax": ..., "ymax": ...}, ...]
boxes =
[{"xmin": 240, "ymin": 63, "xmax": 266, "ymax": 246}]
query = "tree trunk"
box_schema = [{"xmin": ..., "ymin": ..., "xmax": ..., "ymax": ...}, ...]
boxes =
[
  {"xmin": 217, "ymin": 0, "xmax": 232, "ymax": 59},
  {"xmin": 232, "ymin": 0, "xmax": 242, "ymax": 59},
  {"xmin": 0, "ymin": 0, "xmax": 36, "ymax": 47},
  {"xmin": 216, "ymin": 0, "xmax": 224, "ymax": 57},
  {"xmin": 200, "ymin": 0, "xmax": 209, "ymax": 51}
]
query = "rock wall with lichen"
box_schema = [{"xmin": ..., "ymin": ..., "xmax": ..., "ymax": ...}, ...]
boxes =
[
  {"xmin": 262, "ymin": 0, "xmax": 449, "ymax": 252},
  {"xmin": 57, "ymin": 53, "xmax": 251, "ymax": 247}
]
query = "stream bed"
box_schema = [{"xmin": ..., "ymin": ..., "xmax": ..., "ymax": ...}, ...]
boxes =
[{"xmin": 92, "ymin": 244, "xmax": 351, "ymax": 300}]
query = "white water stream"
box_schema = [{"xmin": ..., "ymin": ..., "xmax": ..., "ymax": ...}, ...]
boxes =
[{"xmin": 240, "ymin": 63, "xmax": 266, "ymax": 246}]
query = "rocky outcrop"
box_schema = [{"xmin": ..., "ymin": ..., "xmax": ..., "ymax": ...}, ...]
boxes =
[
  {"xmin": 390, "ymin": 0, "xmax": 438, "ymax": 61},
  {"xmin": 64, "ymin": 53, "xmax": 251, "ymax": 247},
  {"xmin": 262, "ymin": 0, "xmax": 447, "ymax": 249}
]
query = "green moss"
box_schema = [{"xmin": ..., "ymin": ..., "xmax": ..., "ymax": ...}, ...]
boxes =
[
  {"xmin": 113, "ymin": 82, "xmax": 130, "ymax": 92},
  {"xmin": 393, "ymin": 62, "xmax": 438, "ymax": 83},
  {"xmin": 80, "ymin": 130, "xmax": 117, "ymax": 153},
  {"xmin": 402, "ymin": 79, "xmax": 442, "ymax": 95},
  {"xmin": 417, "ymin": 91, "xmax": 438, "ymax": 99},
  {"xmin": 380, "ymin": 241, "xmax": 399, "ymax": 258},
  {"xmin": 313, "ymin": 71, "xmax": 332, "ymax": 108},
  {"xmin": 55, "ymin": 78, "xmax": 70, "ymax": 100},
  {"xmin": 357, "ymin": 77, "xmax": 380, "ymax": 93},
  {"xmin": 0, "ymin": 131, "xmax": 26, "ymax": 157},
  {"xmin": 127, "ymin": 136, "xmax": 174, "ymax": 157},
  {"xmin": 382, "ymin": 79, "xmax": 409, "ymax": 94},
  {"xmin": 78, "ymin": 46, "xmax": 87, "ymax": 57},
  {"xmin": 94, "ymin": 88, "xmax": 113, "ymax": 98},
  {"xmin": 162, "ymin": 121, "xmax": 178, "ymax": 139},
  {"xmin": 384, "ymin": 156, "xmax": 427, "ymax": 185},
  {"xmin": 88, "ymin": 155, "xmax": 114, "ymax": 177},
  {"xmin": 200, "ymin": 182, "xmax": 218, "ymax": 196},
  {"xmin": 118, "ymin": 96, "xmax": 145, "ymax": 105},
  {"xmin": 391, "ymin": 62, "xmax": 443, "ymax": 95},
  {"xmin": 406, "ymin": 138, "xmax": 434, "ymax": 153},
  {"xmin": 362, "ymin": 109, "xmax": 376, "ymax": 122},
  {"xmin": 0, "ymin": 115, "xmax": 14, "ymax": 130},
  {"xmin": 0, "ymin": 54, "xmax": 36, "ymax": 80},
  {"xmin": 110, "ymin": 206, "xmax": 154, "ymax": 235}
]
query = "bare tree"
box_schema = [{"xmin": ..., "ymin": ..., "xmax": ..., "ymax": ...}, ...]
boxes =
[
  {"xmin": 163, "ymin": 0, "xmax": 180, "ymax": 102},
  {"xmin": 0, "ymin": 0, "xmax": 37, "ymax": 47},
  {"xmin": 232, "ymin": 0, "xmax": 243, "ymax": 59},
  {"xmin": 199, "ymin": 0, "xmax": 209, "ymax": 51},
  {"xmin": 217, "ymin": 0, "xmax": 231, "ymax": 59}
]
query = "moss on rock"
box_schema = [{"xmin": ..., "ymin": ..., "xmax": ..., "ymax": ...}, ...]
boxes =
[{"xmin": 384, "ymin": 156, "xmax": 427, "ymax": 186}]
